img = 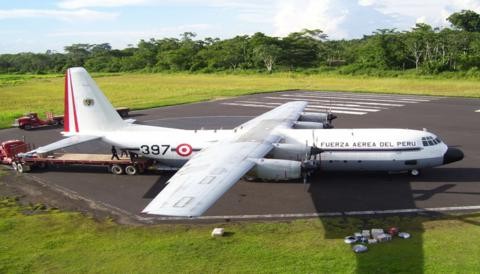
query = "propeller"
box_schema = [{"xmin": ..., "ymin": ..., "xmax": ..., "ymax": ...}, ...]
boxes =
[
  {"xmin": 326, "ymin": 99, "xmax": 337, "ymax": 127},
  {"xmin": 301, "ymin": 130, "xmax": 322, "ymax": 186}
]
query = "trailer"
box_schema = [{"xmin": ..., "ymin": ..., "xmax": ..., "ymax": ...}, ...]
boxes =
[{"xmin": 12, "ymin": 152, "xmax": 153, "ymax": 175}]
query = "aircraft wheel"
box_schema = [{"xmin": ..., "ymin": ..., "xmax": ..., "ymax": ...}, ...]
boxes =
[
  {"xmin": 11, "ymin": 162, "xmax": 18, "ymax": 171},
  {"xmin": 125, "ymin": 165, "xmax": 137, "ymax": 175},
  {"xmin": 17, "ymin": 163, "xmax": 24, "ymax": 173},
  {"xmin": 111, "ymin": 164, "xmax": 123, "ymax": 175},
  {"xmin": 24, "ymin": 125, "xmax": 32, "ymax": 130},
  {"xmin": 410, "ymin": 169, "xmax": 420, "ymax": 176}
]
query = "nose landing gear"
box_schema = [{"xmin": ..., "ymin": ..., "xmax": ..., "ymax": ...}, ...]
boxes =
[{"xmin": 409, "ymin": 169, "xmax": 420, "ymax": 176}]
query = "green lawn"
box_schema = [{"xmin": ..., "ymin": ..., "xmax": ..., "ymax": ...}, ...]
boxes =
[
  {"xmin": 0, "ymin": 72, "xmax": 479, "ymax": 129},
  {"xmin": 0, "ymin": 197, "xmax": 479, "ymax": 273}
]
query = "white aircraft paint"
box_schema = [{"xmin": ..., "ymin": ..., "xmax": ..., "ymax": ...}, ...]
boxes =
[{"xmin": 32, "ymin": 67, "xmax": 463, "ymax": 217}]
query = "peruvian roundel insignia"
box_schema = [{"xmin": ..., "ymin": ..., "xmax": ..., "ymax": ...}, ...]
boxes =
[{"xmin": 176, "ymin": 143, "xmax": 193, "ymax": 157}]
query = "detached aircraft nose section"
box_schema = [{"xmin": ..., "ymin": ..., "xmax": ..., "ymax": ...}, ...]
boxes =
[{"xmin": 443, "ymin": 147, "xmax": 464, "ymax": 164}]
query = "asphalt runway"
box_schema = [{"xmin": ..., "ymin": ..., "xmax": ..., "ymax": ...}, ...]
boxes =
[{"xmin": 1, "ymin": 90, "xmax": 479, "ymax": 222}]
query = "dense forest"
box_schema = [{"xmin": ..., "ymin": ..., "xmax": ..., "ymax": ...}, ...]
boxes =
[{"xmin": 1, "ymin": 10, "xmax": 480, "ymax": 76}]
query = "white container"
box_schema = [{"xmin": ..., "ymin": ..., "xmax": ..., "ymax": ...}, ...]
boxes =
[
  {"xmin": 361, "ymin": 230, "xmax": 371, "ymax": 238},
  {"xmin": 211, "ymin": 228, "xmax": 225, "ymax": 237},
  {"xmin": 371, "ymin": 228, "xmax": 384, "ymax": 239},
  {"xmin": 376, "ymin": 233, "xmax": 392, "ymax": 242}
]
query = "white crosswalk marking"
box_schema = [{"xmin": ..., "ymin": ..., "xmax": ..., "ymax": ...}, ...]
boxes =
[
  {"xmin": 236, "ymin": 101, "xmax": 381, "ymax": 112},
  {"xmin": 281, "ymin": 94, "xmax": 422, "ymax": 103},
  {"xmin": 221, "ymin": 91, "xmax": 439, "ymax": 116},
  {"xmin": 298, "ymin": 91, "xmax": 438, "ymax": 101},
  {"xmin": 263, "ymin": 96, "xmax": 400, "ymax": 107}
]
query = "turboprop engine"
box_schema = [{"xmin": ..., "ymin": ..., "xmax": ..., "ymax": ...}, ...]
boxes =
[
  {"xmin": 269, "ymin": 143, "xmax": 321, "ymax": 161},
  {"xmin": 298, "ymin": 112, "xmax": 337, "ymax": 128},
  {"xmin": 248, "ymin": 158, "xmax": 302, "ymax": 181},
  {"xmin": 293, "ymin": 121, "xmax": 330, "ymax": 129},
  {"xmin": 246, "ymin": 158, "xmax": 319, "ymax": 181}
]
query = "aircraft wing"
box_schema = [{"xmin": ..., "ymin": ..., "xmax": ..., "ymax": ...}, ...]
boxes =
[
  {"xmin": 142, "ymin": 101, "xmax": 308, "ymax": 217},
  {"xmin": 30, "ymin": 135, "xmax": 101, "ymax": 154}
]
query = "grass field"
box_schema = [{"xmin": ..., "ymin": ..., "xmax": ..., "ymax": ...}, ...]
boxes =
[
  {"xmin": 1, "ymin": 73, "xmax": 480, "ymax": 273},
  {"xmin": 0, "ymin": 72, "xmax": 479, "ymax": 129},
  {"xmin": 0, "ymin": 197, "xmax": 479, "ymax": 273}
]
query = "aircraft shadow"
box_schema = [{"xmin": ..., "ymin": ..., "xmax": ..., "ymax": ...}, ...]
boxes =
[
  {"xmin": 306, "ymin": 167, "xmax": 480, "ymax": 274},
  {"xmin": 142, "ymin": 173, "xmax": 174, "ymax": 199},
  {"xmin": 126, "ymin": 113, "xmax": 146, "ymax": 118}
]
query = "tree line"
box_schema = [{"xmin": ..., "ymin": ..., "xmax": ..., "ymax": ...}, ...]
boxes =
[{"xmin": 1, "ymin": 10, "xmax": 480, "ymax": 76}]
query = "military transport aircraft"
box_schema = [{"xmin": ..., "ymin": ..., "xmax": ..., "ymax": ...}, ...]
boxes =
[{"xmin": 31, "ymin": 67, "xmax": 464, "ymax": 217}]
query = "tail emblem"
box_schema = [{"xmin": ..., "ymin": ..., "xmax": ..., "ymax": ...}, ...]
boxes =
[{"xmin": 83, "ymin": 98, "xmax": 95, "ymax": 106}]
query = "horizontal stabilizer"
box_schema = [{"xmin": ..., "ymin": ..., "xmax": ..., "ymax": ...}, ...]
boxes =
[{"xmin": 31, "ymin": 135, "xmax": 100, "ymax": 154}]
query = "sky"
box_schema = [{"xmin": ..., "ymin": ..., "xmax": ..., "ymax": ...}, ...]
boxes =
[{"xmin": 1, "ymin": 0, "xmax": 479, "ymax": 53}]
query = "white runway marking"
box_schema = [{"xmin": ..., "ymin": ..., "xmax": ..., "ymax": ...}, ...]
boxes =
[
  {"xmin": 263, "ymin": 96, "xmax": 404, "ymax": 107},
  {"xmin": 146, "ymin": 205, "xmax": 480, "ymax": 221},
  {"xmin": 476, "ymin": 109, "xmax": 480, "ymax": 112},
  {"xmin": 305, "ymin": 108, "xmax": 366, "ymax": 115},
  {"xmin": 281, "ymin": 94, "xmax": 423, "ymax": 103},
  {"xmin": 236, "ymin": 101, "xmax": 381, "ymax": 112},
  {"xmin": 222, "ymin": 91, "xmax": 439, "ymax": 116},
  {"xmin": 237, "ymin": 100, "xmax": 386, "ymax": 109},
  {"xmin": 222, "ymin": 102, "xmax": 368, "ymax": 115},
  {"xmin": 299, "ymin": 91, "xmax": 439, "ymax": 101}
]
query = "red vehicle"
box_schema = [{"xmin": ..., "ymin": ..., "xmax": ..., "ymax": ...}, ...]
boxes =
[
  {"xmin": 0, "ymin": 140, "xmax": 28, "ymax": 165},
  {"xmin": 13, "ymin": 108, "xmax": 129, "ymax": 130},
  {"xmin": 12, "ymin": 112, "xmax": 64, "ymax": 130}
]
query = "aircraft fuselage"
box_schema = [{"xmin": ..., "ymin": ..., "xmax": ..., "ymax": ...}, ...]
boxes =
[{"xmin": 103, "ymin": 125, "xmax": 462, "ymax": 173}]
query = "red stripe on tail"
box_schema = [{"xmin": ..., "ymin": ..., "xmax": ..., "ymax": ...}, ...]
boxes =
[
  {"xmin": 68, "ymin": 70, "xmax": 80, "ymax": 132},
  {"xmin": 64, "ymin": 71, "xmax": 70, "ymax": 132}
]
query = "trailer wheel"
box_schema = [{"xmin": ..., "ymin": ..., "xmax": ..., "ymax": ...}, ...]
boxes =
[
  {"xmin": 17, "ymin": 163, "xmax": 25, "ymax": 173},
  {"xmin": 125, "ymin": 165, "xmax": 137, "ymax": 175},
  {"xmin": 111, "ymin": 164, "xmax": 123, "ymax": 175},
  {"xmin": 11, "ymin": 162, "xmax": 18, "ymax": 171}
]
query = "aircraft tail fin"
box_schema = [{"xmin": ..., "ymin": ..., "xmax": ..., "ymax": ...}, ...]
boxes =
[{"xmin": 64, "ymin": 67, "xmax": 125, "ymax": 134}]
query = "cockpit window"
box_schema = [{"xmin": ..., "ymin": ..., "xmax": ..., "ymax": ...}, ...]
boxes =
[{"xmin": 422, "ymin": 136, "xmax": 441, "ymax": 146}]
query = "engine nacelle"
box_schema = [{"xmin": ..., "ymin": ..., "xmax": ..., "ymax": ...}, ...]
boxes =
[
  {"xmin": 293, "ymin": 121, "xmax": 329, "ymax": 129},
  {"xmin": 269, "ymin": 143, "xmax": 309, "ymax": 160},
  {"xmin": 299, "ymin": 112, "xmax": 329, "ymax": 123},
  {"xmin": 248, "ymin": 158, "xmax": 302, "ymax": 181}
]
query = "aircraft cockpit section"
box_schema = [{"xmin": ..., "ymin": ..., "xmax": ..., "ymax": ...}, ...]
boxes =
[{"xmin": 421, "ymin": 136, "xmax": 442, "ymax": 146}]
